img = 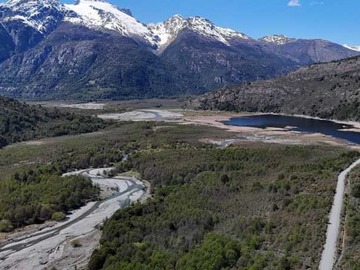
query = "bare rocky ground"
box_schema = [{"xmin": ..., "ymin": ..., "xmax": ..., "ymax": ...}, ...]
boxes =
[
  {"xmin": 46, "ymin": 230, "xmax": 101, "ymax": 270},
  {"xmin": 98, "ymin": 109, "xmax": 183, "ymax": 122},
  {"xmin": 37, "ymin": 102, "xmax": 106, "ymax": 110}
]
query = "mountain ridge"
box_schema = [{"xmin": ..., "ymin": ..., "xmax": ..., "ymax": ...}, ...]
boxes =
[
  {"xmin": 0, "ymin": 0, "xmax": 359, "ymax": 100},
  {"xmin": 192, "ymin": 55, "xmax": 360, "ymax": 121}
]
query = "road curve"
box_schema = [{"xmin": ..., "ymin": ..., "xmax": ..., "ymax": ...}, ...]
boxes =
[{"xmin": 319, "ymin": 158, "xmax": 360, "ymax": 270}]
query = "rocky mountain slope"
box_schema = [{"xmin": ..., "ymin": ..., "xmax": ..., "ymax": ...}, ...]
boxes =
[
  {"xmin": 0, "ymin": 0, "xmax": 64, "ymax": 55},
  {"xmin": 259, "ymin": 35, "xmax": 358, "ymax": 65},
  {"xmin": 192, "ymin": 55, "xmax": 360, "ymax": 120},
  {"xmin": 0, "ymin": 0, "xmax": 358, "ymax": 100}
]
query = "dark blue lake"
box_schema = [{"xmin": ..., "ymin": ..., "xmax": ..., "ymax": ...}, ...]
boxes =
[{"xmin": 223, "ymin": 114, "xmax": 360, "ymax": 145}]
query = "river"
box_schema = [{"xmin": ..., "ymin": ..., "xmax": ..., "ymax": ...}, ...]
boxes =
[{"xmin": 0, "ymin": 168, "xmax": 148, "ymax": 270}]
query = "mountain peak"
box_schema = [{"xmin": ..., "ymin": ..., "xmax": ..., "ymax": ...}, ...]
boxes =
[
  {"xmin": 186, "ymin": 16, "xmax": 250, "ymax": 43},
  {"xmin": 0, "ymin": 0, "xmax": 64, "ymax": 33},
  {"xmin": 171, "ymin": 14, "xmax": 184, "ymax": 19},
  {"xmin": 64, "ymin": 0, "xmax": 155, "ymax": 45},
  {"xmin": 149, "ymin": 15, "xmax": 249, "ymax": 50},
  {"xmin": 260, "ymin": 34, "xmax": 295, "ymax": 45}
]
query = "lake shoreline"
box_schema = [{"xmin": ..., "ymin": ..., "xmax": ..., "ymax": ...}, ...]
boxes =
[{"xmin": 184, "ymin": 111, "xmax": 360, "ymax": 149}]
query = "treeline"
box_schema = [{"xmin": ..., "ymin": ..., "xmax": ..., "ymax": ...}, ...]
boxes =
[
  {"xmin": 89, "ymin": 144, "xmax": 359, "ymax": 270},
  {"xmin": 0, "ymin": 96, "xmax": 108, "ymax": 148},
  {"xmin": 0, "ymin": 167, "xmax": 99, "ymax": 232}
]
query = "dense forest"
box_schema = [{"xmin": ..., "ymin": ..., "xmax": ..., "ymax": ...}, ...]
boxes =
[
  {"xmin": 0, "ymin": 96, "xmax": 107, "ymax": 148},
  {"xmin": 89, "ymin": 138, "xmax": 359, "ymax": 269},
  {"xmin": 0, "ymin": 95, "xmax": 111, "ymax": 231},
  {"xmin": 0, "ymin": 168, "xmax": 99, "ymax": 232},
  {"xmin": 0, "ymin": 122, "xmax": 227, "ymax": 232},
  {"xmin": 0, "ymin": 119, "xmax": 358, "ymax": 268}
]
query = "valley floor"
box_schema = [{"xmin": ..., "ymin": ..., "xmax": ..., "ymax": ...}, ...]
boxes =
[
  {"xmin": 96, "ymin": 107, "xmax": 360, "ymax": 149},
  {"xmin": 1, "ymin": 105, "xmax": 360, "ymax": 269}
]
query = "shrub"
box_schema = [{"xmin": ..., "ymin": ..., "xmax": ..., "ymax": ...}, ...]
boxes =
[
  {"xmin": 51, "ymin": 212, "xmax": 66, "ymax": 222},
  {"xmin": 0, "ymin": 219, "xmax": 13, "ymax": 232},
  {"xmin": 71, "ymin": 239, "xmax": 82, "ymax": 248},
  {"xmin": 351, "ymin": 184, "xmax": 360, "ymax": 198},
  {"xmin": 220, "ymin": 174, "xmax": 230, "ymax": 184}
]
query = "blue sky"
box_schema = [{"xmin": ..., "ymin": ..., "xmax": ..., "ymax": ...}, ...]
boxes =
[
  {"xmin": 66, "ymin": 0, "xmax": 359, "ymax": 45},
  {"xmin": 7, "ymin": 0, "xmax": 360, "ymax": 45}
]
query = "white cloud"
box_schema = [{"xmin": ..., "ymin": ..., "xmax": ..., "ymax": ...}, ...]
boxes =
[{"xmin": 288, "ymin": 0, "xmax": 301, "ymax": 6}]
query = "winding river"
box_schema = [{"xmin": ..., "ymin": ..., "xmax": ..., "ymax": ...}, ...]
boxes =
[
  {"xmin": 1, "ymin": 113, "xmax": 359, "ymax": 269},
  {"xmin": 0, "ymin": 168, "xmax": 147, "ymax": 270}
]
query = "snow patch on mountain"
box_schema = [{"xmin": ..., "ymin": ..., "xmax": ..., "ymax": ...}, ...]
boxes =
[
  {"xmin": 64, "ymin": 0, "xmax": 156, "ymax": 46},
  {"xmin": 0, "ymin": 0, "xmax": 250, "ymax": 50},
  {"xmin": 0, "ymin": 0, "xmax": 64, "ymax": 33},
  {"xmin": 148, "ymin": 15, "xmax": 186, "ymax": 48},
  {"xmin": 343, "ymin": 44, "xmax": 360, "ymax": 52},
  {"xmin": 260, "ymin": 35, "xmax": 295, "ymax": 45},
  {"xmin": 149, "ymin": 15, "xmax": 249, "ymax": 50}
]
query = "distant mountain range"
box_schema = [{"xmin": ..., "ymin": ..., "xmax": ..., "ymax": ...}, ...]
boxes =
[
  {"xmin": 192, "ymin": 55, "xmax": 360, "ymax": 121},
  {"xmin": 0, "ymin": 0, "xmax": 359, "ymax": 100}
]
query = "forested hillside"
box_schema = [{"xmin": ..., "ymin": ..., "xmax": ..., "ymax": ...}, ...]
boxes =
[
  {"xmin": 0, "ymin": 96, "xmax": 107, "ymax": 148},
  {"xmin": 89, "ymin": 140, "xmax": 359, "ymax": 270},
  {"xmin": 193, "ymin": 56, "xmax": 360, "ymax": 121},
  {"xmin": 0, "ymin": 96, "xmax": 110, "ymax": 231}
]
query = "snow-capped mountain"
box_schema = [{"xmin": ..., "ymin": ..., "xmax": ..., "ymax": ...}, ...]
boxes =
[
  {"xmin": 0, "ymin": 0, "xmax": 64, "ymax": 34},
  {"xmin": 343, "ymin": 44, "xmax": 360, "ymax": 52},
  {"xmin": 64, "ymin": 0, "xmax": 157, "ymax": 46},
  {"xmin": 149, "ymin": 15, "xmax": 250, "ymax": 50},
  {"xmin": 259, "ymin": 35, "xmax": 295, "ymax": 45},
  {"xmin": 0, "ymin": 0, "xmax": 359, "ymax": 101},
  {"xmin": 63, "ymin": 2, "xmax": 250, "ymax": 50}
]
